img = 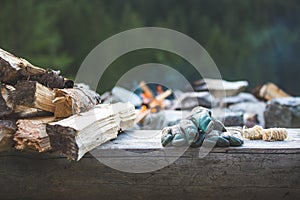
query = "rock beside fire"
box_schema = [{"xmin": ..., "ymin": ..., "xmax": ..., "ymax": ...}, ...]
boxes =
[
  {"xmin": 264, "ymin": 97, "xmax": 300, "ymax": 128},
  {"xmin": 171, "ymin": 91, "xmax": 216, "ymax": 110},
  {"xmin": 229, "ymin": 102, "xmax": 266, "ymax": 127},
  {"xmin": 192, "ymin": 78, "xmax": 248, "ymax": 98},
  {"xmin": 212, "ymin": 108, "xmax": 244, "ymax": 127},
  {"xmin": 219, "ymin": 92, "xmax": 258, "ymax": 107}
]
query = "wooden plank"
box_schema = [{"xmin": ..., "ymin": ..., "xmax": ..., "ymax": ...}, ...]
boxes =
[
  {"xmin": 0, "ymin": 48, "xmax": 73, "ymax": 88},
  {"xmin": 0, "ymin": 147, "xmax": 299, "ymax": 200},
  {"xmin": 0, "ymin": 129, "xmax": 299, "ymax": 199},
  {"xmin": 97, "ymin": 129, "xmax": 300, "ymax": 153}
]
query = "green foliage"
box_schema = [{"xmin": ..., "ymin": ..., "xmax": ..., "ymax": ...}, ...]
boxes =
[
  {"xmin": 0, "ymin": 0, "xmax": 299, "ymax": 94},
  {"xmin": 0, "ymin": 0, "xmax": 72, "ymax": 71}
]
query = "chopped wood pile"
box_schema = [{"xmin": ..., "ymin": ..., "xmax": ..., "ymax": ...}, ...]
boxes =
[{"xmin": 0, "ymin": 48, "xmax": 136, "ymax": 160}]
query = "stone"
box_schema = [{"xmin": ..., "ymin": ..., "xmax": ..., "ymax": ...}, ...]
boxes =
[
  {"xmin": 229, "ymin": 102, "xmax": 266, "ymax": 127},
  {"xmin": 102, "ymin": 86, "xmax": 142, "ymax": 107},
  {"xmin": 193, "ymin": 78, "xmax": 249, "ymax": 98},
  {"xmin": 264, "ymin": 97, "xmax": 300, "ymax": 128},
  {"xmin": 171, "ymin": 91, "xmax": 216, "ymax": 110},
  {"xmin": 211, "ymin": 108, "xmax": 244, "ymax": 127},
  {"xmin": 219, "ymin": 92, "xmax": 258, "ymax": 107}
]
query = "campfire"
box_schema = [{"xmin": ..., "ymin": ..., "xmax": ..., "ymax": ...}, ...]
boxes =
[{"xmin": 135, "ymin": 81, "xmax": 172, "ymax": 124}]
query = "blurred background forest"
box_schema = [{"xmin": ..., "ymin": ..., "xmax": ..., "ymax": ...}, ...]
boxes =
[{"xmin": 0, "ymin": 0, "xmax": 299, "ymax": 95}]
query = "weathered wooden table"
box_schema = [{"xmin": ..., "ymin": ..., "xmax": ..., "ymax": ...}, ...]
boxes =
[{"xmin": 0, "ymin": 129, "xmax": 299, "ymax": 200}]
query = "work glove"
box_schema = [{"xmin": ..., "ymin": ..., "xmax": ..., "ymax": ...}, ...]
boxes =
[
  {"xmin": 161, "ymin": 106, "xmax": 244, "ymax": 148},
  {"xmin": 161, "ymin": 106, "xmax": 213, "ymax": 147}
]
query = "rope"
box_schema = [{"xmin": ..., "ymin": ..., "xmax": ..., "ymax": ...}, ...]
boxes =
[{"xmin": 242, "ymin": 125, "xmax": 288, "ymax": 141}]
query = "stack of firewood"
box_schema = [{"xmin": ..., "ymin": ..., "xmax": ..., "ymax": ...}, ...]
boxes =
[{"xmin": 0, "ymin": 48, "xmax": 136, "ymax": 160}]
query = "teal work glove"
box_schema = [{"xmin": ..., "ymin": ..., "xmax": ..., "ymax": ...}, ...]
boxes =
[
  {"xmin": 205, "ymin": 127, "xmax": 244, "ymax": 147},
  {"xmin": 161, "ymin": 107, "xmax": 213, "ymax": 147}
]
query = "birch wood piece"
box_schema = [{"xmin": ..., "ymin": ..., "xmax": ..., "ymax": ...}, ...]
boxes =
[
  {"xmin": 110, "ymin": 102, "xmax": 136, "ymax": 130},
  {"xmin": 14, "ymin": 117, "xmax": 56, "ymax": 152},
  {"xmin": 10, "ymin": 81, "xmax": 55, "ymax": 113},
  {"xmin": 0, "ymin": 120, "xmax": 17, "ymax": 151},
  {"xmin": 53, "ymin": 87, "xmax": 101, "ymax": 118},
  {"xmin": 47, "ymin": 103, "xmax": 136, "ymax": 161},
  {"xmin": 47, "ymin": 105, "xmax": 118, "ymax": 161},
  {"xmin": 0, "ymin": 48, "xmax": 73, "ymax": 88}
]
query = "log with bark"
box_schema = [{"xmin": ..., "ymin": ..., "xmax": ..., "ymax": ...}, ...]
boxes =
[
  {"xmin": 12, "ymin": 105, "xmax": 53, "ymax": 119},
  {"xmin": 253, "ymin": 82, "xmax": 291, "ymax": 101},
  {"xmin": 53, "ymin": 86, "xmax": 101, "ymax": 118},
  {"xmin": 0, "ymin": 48, "xmax": 73, "ymax": 88},
  {"xmin": 10, "ymin": 81, "xmax": 55, "ymax": 113},
  {"xmin": 46, "ymin": 103, "xmax": 136, "ymax": 161},
  {"xmin": 0, "ymin": 84, "xmax": 15, "ymax": 117},
  {"xmin": 14, "ymin": 117, "xmax": 56, "ymax": 152},
  {"xmin": 0, "ymin": 120, "xmax": 17, "ymax": 151}
]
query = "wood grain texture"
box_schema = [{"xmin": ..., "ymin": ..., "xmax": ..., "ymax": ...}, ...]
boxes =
[
  {"xmin": 14, "ymin": 117, "xmax": 56, "ymax": 152},
  {"xmin": 53, "ymin": 87, "xmax": 101, "ymax": 118},
  {"xmin": 0, "ymin": 129, "xmax": 299, "ymax": 200},
  {"xmin": 11, "ymin": 81, "xmax": 55, "ymax": 113}
]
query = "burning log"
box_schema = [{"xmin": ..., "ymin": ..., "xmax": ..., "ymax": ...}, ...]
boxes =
[
  {"xmin": 10, "ymin": 81, "xmax": 55, "ymax": 113},
  {"xmin": 46, "ymin": 103, "xmax": 136, "ymax": 161},
  {"xmin": 0, "ymin": 120, "xmax": 17, "ymax": 151},
  {"xmin": 14, "ymin": 117, "xmax": 56, "ymax": 152},
  {"xmin": 139, "ymin": 81, "xmax": 172, "ymax": 112},
  {"xmin": 136, "ymin": 82, "xmax": 172, "ymax": 124},
  {"xmin": 53, "ymin": 87, "xmax": 101, "ymax": 118},
  {"xmin": 0, "ymin": 48, "xmax": 73, "ymax": 88}
]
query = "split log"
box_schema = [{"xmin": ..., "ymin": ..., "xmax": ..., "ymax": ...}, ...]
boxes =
[
  {"xmin": 0, "ymin": 120, "xmax": 17, "ymax": 151},
  {"xmin": 10, "ymin": 81, "xmax": 55, "ymax": 113},
  {"xmin": 0, "ymin": 48, "xmax": 73, "ymax": 88},
  {"xmin": 47, "ymin": 103, "xmax": 136, "ymax": 161},
  {"xmin": 53, "ymin": 87, "xmax": 101, "ymax": 118},
  {"xmin": 253, "ymin": 82, "xmax": 290, "ymax": 101},
  {"xmin": 47, "ymin": 105, "xmax": 119, "ymax": 161},
  {"xmin": 14, "ymin": 117, "xmax": 56, "ymax": 152},
  {"xmin": 12, "ymin": 105, "xmax": 53, "ymax": 119},
  {"xmin": 0, "ymin": 84, "xmax": 52, "ymax": 119},
  {"xmin": 111, "ymin": 102, "xmax": 136, "ymax": 130}
]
